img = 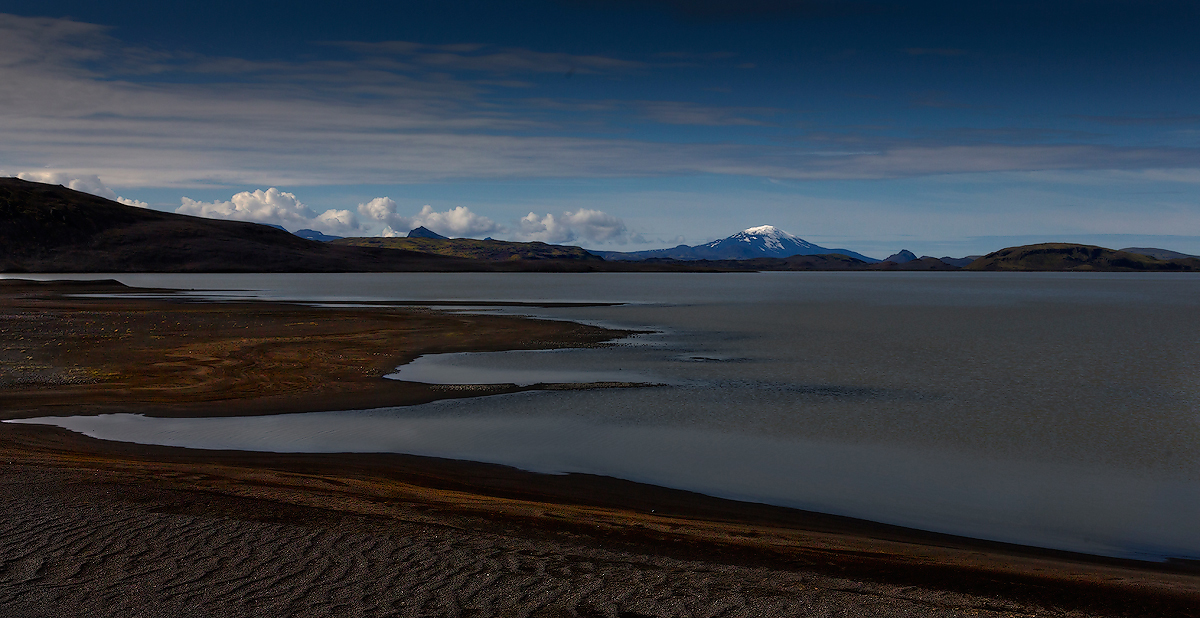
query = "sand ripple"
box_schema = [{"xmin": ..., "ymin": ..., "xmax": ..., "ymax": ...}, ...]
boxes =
[{"xmin": 0, "ymin": 468, "xmax": 1088, "ymax": 618}]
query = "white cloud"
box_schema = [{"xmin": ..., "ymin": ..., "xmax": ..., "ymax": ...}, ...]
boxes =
[
  {"xmin": 178, "ymin": 188, "xmax": 362, "ymax": 234},
  {"xmin": 174, "ymin": 191, "xmax": 505, "ymax": 238},
  {"xmin": 15, "ymin": 171, "xmax": 148, "ymax": 207},
  {"xmin": 313, "ymin": 209, "xmax": 360, "ymax": 234},
  {"xmin": 356, "ymin": 201, "xmax": 628, "ymax": 244},
  {"xmin": 410, "ymin": 204, "xmax": 499, "ymax": 237},
  {"xmin": 178, "ymin": 188, "xmax": 315, "ymax": 227},
  {"xmin": 175, "ymin": 191, "xmax": 504, "ymax": 238},
  {"xmin": 561, "ymin": 208, "xmax": 629, "ymax": 243},
  {"xmin": 356, "ymin": 197, "xmax": 412, "ymax": 232},
  {"xmin": 18, "ymin": 171, "xmax": 113, "ymax": 198},
  {"xmin": 515, "ymin": 212, "xmax": 573, "ymax": 243},
  {"xmin": 115, "ymin": 196, "xmax": 149, "ymax": 208},
  {"xmin": 513, "ymin": 208, "xmax": 630, "ymax": 245}
]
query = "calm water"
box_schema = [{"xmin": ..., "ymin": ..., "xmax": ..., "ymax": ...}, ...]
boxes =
[{"xmin": 7, "ymin": 272, "xmax": 1200, "ymax": 560}]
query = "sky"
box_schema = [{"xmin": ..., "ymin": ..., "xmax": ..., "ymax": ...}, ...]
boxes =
[{"xmin": 2, "ymin": 0, "xmax": 1199, "ymax": 258}]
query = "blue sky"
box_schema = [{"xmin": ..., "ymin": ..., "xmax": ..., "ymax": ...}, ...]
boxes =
[{"xmin": 2, "ymin": 1, "xmax": 1198, "ymax": 257}]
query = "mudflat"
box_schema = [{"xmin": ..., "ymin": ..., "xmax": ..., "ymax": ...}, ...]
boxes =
[{"xmin": 1, "ymin": 279, "xmax": 1197, "ymax": 617}]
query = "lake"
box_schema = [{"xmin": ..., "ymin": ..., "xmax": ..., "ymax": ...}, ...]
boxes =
[{"xmin": 8, "ymin": 272, "xmax": 1200, "ymax": 561}]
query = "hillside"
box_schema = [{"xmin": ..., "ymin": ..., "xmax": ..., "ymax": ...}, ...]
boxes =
[
  {"xmin": 965, "ymin": 243, "xmax": 1200, "ymax": 272},
  {"xmin": 331, "ymin": 237, "xmax": 602, "ymax": 261},
  {"xmin": 0, "ymin": 178, "xmax": 475, "ymax": 272},
  {"xmin": 1120, "ymin": 247, "xmax": 1198, "ymax": 261}
]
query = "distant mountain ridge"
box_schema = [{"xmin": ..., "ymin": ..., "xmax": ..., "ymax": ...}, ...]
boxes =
[
  {"xmin": 332, "ymin": 236, "xmax": 602, "ymax": 261},
  {"xmin": 294, "ymin": 229, "xmax": 342, "ymax": 242},
  {"xmin": 883, "ymin": 249, "xmax": 918, "ymax": 263},
  {"xmin": 9, "ymin": 179, "xmax": 1197, "ymax": 274},
  {"xmin": 939, "ymin": 256, "xmax": 982, "ymax": 268},
  {"xmin": 594, "ymin": 225, "xmax": 880, "ymax": 263},
  {"xmin": 407, "ymin": 226, "xmax": 448, "ymax": 239}
]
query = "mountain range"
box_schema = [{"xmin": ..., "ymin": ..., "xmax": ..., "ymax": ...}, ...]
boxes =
[
  {"xmin": 592, "ymin": 226, "xmax": 880, "ymax": 263},
  {"xmin": 4, "ymin": 178, "xmax": 1198, "ymax": 273}
]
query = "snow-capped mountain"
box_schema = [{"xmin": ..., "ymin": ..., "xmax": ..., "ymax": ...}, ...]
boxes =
[
  {"xmin": 692, "ymin": 225, "xmax": 825, "ymax": 259},
  {"xmin": 594, "ymin": 225, "xmax": 879, "ymax": 262}
]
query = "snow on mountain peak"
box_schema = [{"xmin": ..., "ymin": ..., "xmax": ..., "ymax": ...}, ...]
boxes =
[
  {"xmin": 741, "ymin": 225, "xmax": 790, "ymax": 238},
  {"xmin": 734, "ymin": 225, "xmax": 801, "ymax": 251},
  {"xmin": 695, "ymin": 224, "xmax": 821, "ymax": 254}
]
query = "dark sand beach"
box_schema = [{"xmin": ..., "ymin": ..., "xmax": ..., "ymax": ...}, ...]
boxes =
[{"xmin": 2, "ymin": 280, "xmax": 1198, "ymax": 617}]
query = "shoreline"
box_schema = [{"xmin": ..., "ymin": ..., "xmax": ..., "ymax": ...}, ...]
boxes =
[
  {"xmin": 0, "ymin": 279, "xmax": 631, "ymax": 420},
  {"xmin": 5, "ymin": 421, "xmax": 1200, "ymax": 616},
  {"xmin": 3, "ymin": 279, "xmax": 1198, "ymax": 616}
]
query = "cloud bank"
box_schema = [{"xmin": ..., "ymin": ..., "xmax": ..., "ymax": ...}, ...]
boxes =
[
  {"xmin": 177, "ymin": 188, "xmax": 363, "ymax": 236},
  {"xmin": 15, "ymin": 171, "xmax": 147, "ymax": 207},
  {"xmin": 357, "ymin": 199, "xmax": 500, "ymax": 238},
  {"xmin": 176, "ymin": 188, "xmax": 632, "ymax": 246},
  {"xmin": 515, "ymin": 209, "xmax": 631, "ymax": 244}
]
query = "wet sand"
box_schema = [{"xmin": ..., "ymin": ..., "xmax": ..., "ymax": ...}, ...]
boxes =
[{"xmin": 2, "ymin": 280, "xmax": 1198, "ymax": 617}]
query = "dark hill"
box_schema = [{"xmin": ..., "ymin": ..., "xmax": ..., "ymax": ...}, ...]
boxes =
[
  {"xmin": 965, "ymin": 243, "xmax": 1200, "ymax": 272},
  {"xmin": 0, "ymin": 178, "xmax": 476, "ymax": 273},
  {"xmin": 332, "ymin": 236, "xmax": 602, "ymax": 261}
]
